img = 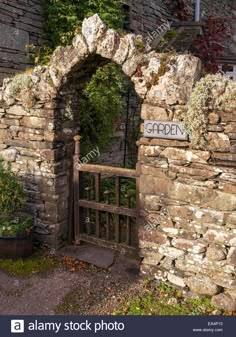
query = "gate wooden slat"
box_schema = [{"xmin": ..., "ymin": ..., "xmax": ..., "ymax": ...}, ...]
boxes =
[
  {"xmin": 73, "ymin": 136, "xmax": 81, "ymax": 244},
  {"xmin": 78, "ymin": 200, "xmax": 137, "ymax": 217},
  {"xmin": 126, "ymin": 194, "xmax": 131, "ymax": 245},
  {"xmin": 104, "ymin": 190, "xmax": 111, "ymax": 240},
  {"xmin": 95, "ymin": 173, "xmax": 101, "ymax": 237},
  {"xmin": 73, "ymin": 135, "xmax": 139, "ymax": 253},
  {"xmin": 115, "ymin": 176, "xmax": 120, "ymax": 243},
  {"xmin": 78, "ymin": 164, "xmax": 138, "ymax": 178},
  {"xmin": 79, "ymin": 234, "xmax": 138, "ymax": 256}
]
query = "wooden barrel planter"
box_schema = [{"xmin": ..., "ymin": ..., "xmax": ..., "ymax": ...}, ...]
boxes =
[
  {"xmin": 0, "ymin": 213, "xmax": 33, "ymax": 259},
  {"xmin": 0, "ymin": 234, "xmax": 32, "ymax": 259}
]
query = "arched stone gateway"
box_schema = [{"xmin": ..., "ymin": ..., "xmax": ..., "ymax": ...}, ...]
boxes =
[
  {"xmin": 0, "ymin": 14, "xmax": 201, "ymax": 246},
  {"xmin": 1, "ymin": 14, "xmax": 236, "ymax": 308}
]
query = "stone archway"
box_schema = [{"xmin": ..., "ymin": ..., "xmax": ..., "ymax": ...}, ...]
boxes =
[{"xmin": 0, "ymin": 14, "xmax": 201, "ymax": 247}]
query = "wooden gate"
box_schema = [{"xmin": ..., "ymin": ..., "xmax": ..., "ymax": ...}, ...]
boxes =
[{"xmin": 72, "ymin": 136, "xmax": 140, "ymax": 255}]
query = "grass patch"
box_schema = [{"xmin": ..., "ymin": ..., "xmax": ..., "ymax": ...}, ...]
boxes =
[
  {"xmin": 0, "ymin": 250, "xmax": 60, "ymax": 277},
  {"xmin": 54, "ymin": 289, "xmax": 82, "ymax": 314},
  {"xmin": 114, "ymin": 282, "xmax": 226, "ymax": 316}
]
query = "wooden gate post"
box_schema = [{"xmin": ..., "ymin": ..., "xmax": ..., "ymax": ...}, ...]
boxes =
[{"xmin": 73, "ymin": 135, "xmax": 81, "ymax": 244}]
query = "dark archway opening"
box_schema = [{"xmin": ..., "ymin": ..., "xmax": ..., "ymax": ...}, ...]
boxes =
[{"xmin": 54, "ymin": 54, "xmax": 141, "ymax": 252}]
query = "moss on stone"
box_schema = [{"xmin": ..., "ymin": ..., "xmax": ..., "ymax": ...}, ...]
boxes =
[
  {"xmin": 8, "ymin": 69, "xmax": 36, "ymax": 107},
  {"xmin": 184, "ymin": 74, "xmax": 236, "ymax": 149},
  {"xmin": 0, "ymin": 250, "xmax": 60, "ymax": 277}
]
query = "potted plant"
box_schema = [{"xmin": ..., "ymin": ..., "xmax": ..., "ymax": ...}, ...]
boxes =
[{"xmin": 0, "ymin": 158, "xmax": 33, "ymax": 258}]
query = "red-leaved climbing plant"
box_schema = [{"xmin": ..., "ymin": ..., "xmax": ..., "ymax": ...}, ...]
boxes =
[
  {"xmin": 191, "ymin": 16, "xmax": 230, "ymax": 74},
  {"xmin": 166, "ymin": 0, "xmax": 190, "ymax": 21}
]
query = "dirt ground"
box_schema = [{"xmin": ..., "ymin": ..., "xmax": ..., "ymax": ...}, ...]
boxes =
[{"xmin": 0, "ymin": 255, "xmax": 142, "ymax": 315}]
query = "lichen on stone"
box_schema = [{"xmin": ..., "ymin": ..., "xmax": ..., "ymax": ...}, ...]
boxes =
[
  {"xmin": 8, "ymin": 69, "xmax": 36, "ymax": 107},
  {"xmin": 184, "ymin": 74, "xmax": 236, "ymax": 149}
]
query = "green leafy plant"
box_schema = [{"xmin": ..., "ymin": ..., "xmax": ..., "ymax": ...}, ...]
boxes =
[
  {"xmin": 0, "ymin": 159, "xmax": 32, "ymax": 238},
  {"xmin": 0, "ymin": 215, "xmax": 32, "ymax": 238},
  {"xmin": 0, "ymin": 250, "xmax": 60, "ymax": 277},
  {"xmin": 35, "ymin": 0, "xmax": 128, "ymax": 157},
  {"xmin": 8, "ymin": 70, "xmax": 35, "ymax": 107},
  {"xmin": 184, "ymin": 74, "xmax": 236, "ymax": 149},
  {"xmin": 114, "ymin": 282, "xmax": 218, "ymax": 316},
  {"xmin": 0, "ymin": 159, "xmax": 26, "ymax": 214},
  {"xmin": 79, "ymin": 63, "xmax": 128, "ymax": 155},
  {"xmin": 43, "ymin": 0, "xmax": 125, "ymax": 49}
]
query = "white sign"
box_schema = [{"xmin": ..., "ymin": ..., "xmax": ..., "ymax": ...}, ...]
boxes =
[{"xmin": 144, "ymin": 120, "xmax": 188, "ymax": 140}]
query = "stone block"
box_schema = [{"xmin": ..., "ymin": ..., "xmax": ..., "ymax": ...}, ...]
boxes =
[
  {"xmin": 204, "ymin": 229, "xmax": 235, "ymax": 246},
  {"xmin": 145, "ymin": 55, "xmax": 201, "ymax": 105},
  {"xmin": 8, "ymin": 105, "xmax": 27, "ymax": 116},
  {"xmin": 18, "ymin": 132, "xmax": 44, "ymax": 141},
  {"xmin": 220, "ymin": 112, "xmax": 236, "ymax": 122},
  {"xmin": 112, "ymin": 36, "xmax": 129, "ymax": 65},
  {"xmin": 171, "ymin": 238, "xmax": 207, "ymax": 254},
  {"xmin": 159, "ymin": 246, "xmax": 185, "ymax": 259},
  {"xmin": 139, "ymin": 228, "xmax": 169, "ymax": 245},
  {"xmin": 224, "ymin": 123, "xmax": 236, "ymax": 133},
  {"xmin": 169, "ymin": 182, "xmax": 236, "ymax": 211},
  {"xmin": 0, "ymin": 129, "xmax": 10, "ymax": 139},
  {"xmin": 122, "ymin": 53, "xmax": 143, "ymax": 77},
  {"xmin": 140, "ymin": 145, "xmax": 162, "ymax": 157},
  {"xmin": 208, "ymin": 113, "xmax": 220, "ymax": 124},
  {"xmin": 97, "ymin": 29, "xmax": 120, "ymax": 59},
  {"xmin": 82, "ymin": 14, "xmax": 107, "ymax": 53},
  {"xmin": 167, "ymin": 273, "xmax": 186, "ymax": 288},
  {"xmin": 140, "ymin": 174, "xmax": 171, "ymax": 195},
  {"xmin": 141, "ymin": 252, "xmax": 163, "ymax": 265},
  {"xmin": 162, "ymin": 148, "xmax": 210, "ymax": 163},
  {"xmin": 227, "ymin": 247, "xmax": 236, "ymax": 266},
  {"xmin": 72, "ymin": 34, "xmax": 89, "ymax": 57},
  {"xmin": 0, "ymin": 23, "xmax": 29, "ymax": 51},
  {"xmin": 211, "ymin": 293, "xmax": 236, "ymax": 311},
  {"xmin": 206, "ymin": 245, "xmax": 226, "ymax": 261},
  {"xmin": 206, "ymin": 133, "xmax": 231, "ymax": 152},
  {"xmin": 186, "ymin": 275, "xmax": 221, "ymax": 296},
  {"xmin": 139, "ymin": 240, "xmax": 161, "ymax": 250},
  {"xmin": 21, "ymin": 116, "xmax": 46, "ymax": 129},
  {"xmin": 0, "ymin": 148, "xmax": 18, "ymax": 162},
  {"xmin": 141, "ymin": 104, "xmax": 168, "ymax": 120}
]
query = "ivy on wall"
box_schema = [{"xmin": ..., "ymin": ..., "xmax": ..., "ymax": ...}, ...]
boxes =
[
  {"xmin": 43, "ymin": 0, "xmax": 125, "ymax": 48},
  {"xmin": 38, "ymin": 0, "xmax": 127, "ymax": 157},
  {"xmin": 79, "ymin": 63, "xmax": 128, "ymax": 155}
]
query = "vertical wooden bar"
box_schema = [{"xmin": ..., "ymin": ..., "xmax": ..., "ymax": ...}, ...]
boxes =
[
  {"xmin": 68, "ymin": 160, "xmax": 74, "ymax": 244},
  {"xmin": 104, "ymin": 190, "xmax": 111, "ymax": 240},
  {"xmin": 135, "ymin": 161, "xmax": 141, "ymax": 247},
  {"xmin": 73, "ymin": 135, "xmax": 81, "ymax": 245},
  {"xmin": 85, "ymin": 187, "xmax": 92, "ymax": 234},
  {"xmin": 115, "ymin": 176, "xmax": 121, "ymax": 243},
  {"xmin": 95, "ymin": 173, "xmax": 101, "ymax": 237},
  {"xmin": 126, "ymin": 194, "xmax": 131, "ymax": 245}
]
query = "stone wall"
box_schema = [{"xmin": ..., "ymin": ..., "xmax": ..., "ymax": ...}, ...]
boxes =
[
  {"xmin": 128, "ymin": 0, "xmax": 235, "ymax": 34},
  {"xmin": 0, "ymin": 14, "xmax": 201, "ymax": 245},
  {"xmin": 1, "ymin": 0, "xmax": 235, "ymax": 86},
  {"xmin": 0, "ymin": 0, "xmax": 44, "ymax": 85},
  {"xmin": 138, "ymin": 75, "xmax": 236, "ymax": 310},
  {"xmin": 128, "ymin": 0, "xmax": 236, "ymax": 59},
  {"xmin": 0, "ymin": 14, "xmax": 235, "ymax": 309}
]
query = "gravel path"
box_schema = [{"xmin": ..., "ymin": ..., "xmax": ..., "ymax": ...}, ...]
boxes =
[{"xmin": 0, "ymin": 256, "xmax": 142, "ymax": 315}]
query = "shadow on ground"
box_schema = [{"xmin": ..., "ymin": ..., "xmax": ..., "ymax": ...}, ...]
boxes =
[{"xmin": 0, "ymin": 252, "xmax": 141, "ymax": 315}]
